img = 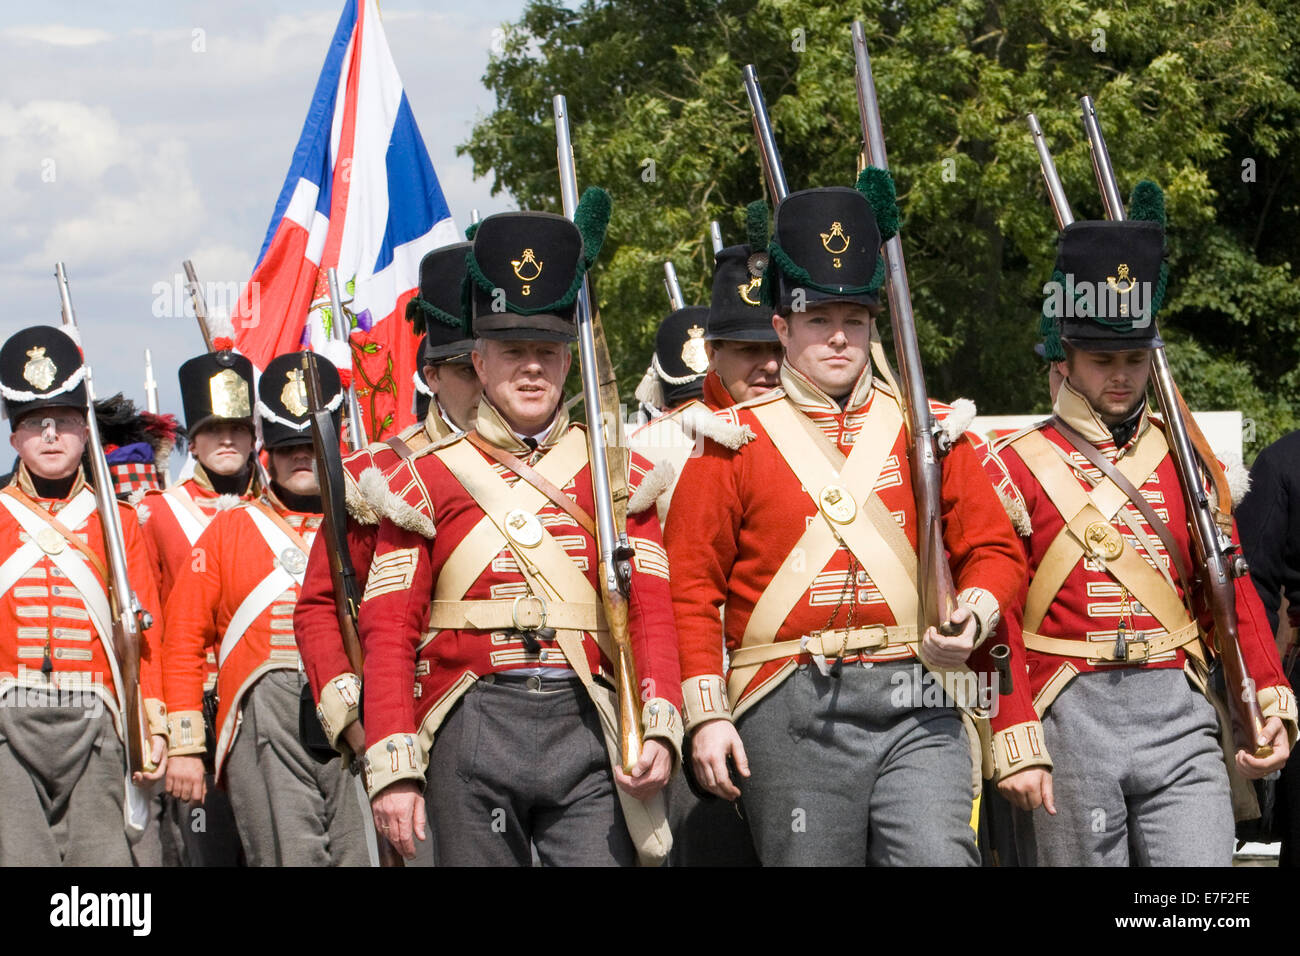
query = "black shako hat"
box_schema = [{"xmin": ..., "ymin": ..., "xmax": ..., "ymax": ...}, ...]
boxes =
[
  {"xmin": 1040, "ymin": 181, "xmax": 1169, "ymax": 359},
  {"xmin": 257, "ymin": 352, "xmax": 342, "ymax": 449},
  {"xmin": 709, "ymin": 245, "xmax": 779, "ymax": 342},
  {"xmin": 466, "ymin": 188, "xmax": 611, "ymax": 343},
  {"xmin": 645, "ymin": 306, "xmax": 709, "ymax": 408},
  {"xmin": 0, "ymin": 325, "xmax": 88, "ymax": 425},
  {"xmin": 178, "ymin": 349, "xmax": 255, "ymax": 437},
  {"xmin": 406, "ymin": 242, "xmax": 474, "ymax": 366},
  {"xmin": 764, "ymin": 170, "xmax": 899, "ymax": 312}
]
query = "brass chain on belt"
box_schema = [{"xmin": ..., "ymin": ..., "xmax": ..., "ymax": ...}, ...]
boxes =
[{"xmin": 822, "ymin": 531, "xmax": 860, "ymax": 678}]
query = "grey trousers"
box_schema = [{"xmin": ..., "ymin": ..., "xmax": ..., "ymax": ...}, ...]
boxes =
[
  {"xmin": 1013, "ymin": 668, "xmax": 1234, "ymax": 866},
  {"xmin": 424, "ymin": 677, "xmax": 636, "ymax": 866},
  {"xmin": 665, "ymin": 771, "xmax": 759, "ymax": 867},
  {"xmin": 174, "ymin": 781, "xmax": 245, "ymax": 867},
  {"xmin": 0, "ymin": 687, "xmax": 134, "ymax": 866},
  {"xmin": 736, "ymin": 660, "xmax": 979, "ymax": 866},
  {"xmin": 130, "ymin": 789, "xmax": 183, "ymax": 867},
  {"xmin": 223, "ymin": 670, "xmax": 370, "ymax": 866}
]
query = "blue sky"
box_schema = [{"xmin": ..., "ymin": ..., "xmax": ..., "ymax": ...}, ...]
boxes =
[{"xmin": 0, "ymin": 0, "xmax": 528, "ymax": 421}]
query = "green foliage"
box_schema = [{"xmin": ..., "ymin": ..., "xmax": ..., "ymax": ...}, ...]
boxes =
[{"xmin": 462, "ymin": 0, "xmax": 1300, "ymax": 455}]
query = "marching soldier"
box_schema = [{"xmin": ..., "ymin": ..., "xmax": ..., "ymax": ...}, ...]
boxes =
[
  {"xmin": 0, "ymin": 325, "xmax": 168, "ymax": 865},
  {"xmin": 666, "ymin": 183, "xmax": 1042, "ymax": 865},
  {"xmin": 161, "ymin": 353, "xmax": 369, "ymax": 866},
  {"xmin": 987, "ymin": 185, "xmax": 1294, "ymax": 865},
  {"xmin": 359, "ymin": 206, "xmax": 684, "ymax": 866},
  {"xmin": 1238, "ymin": 428, "xmax": 1300, "ymax": 864},
  {"xmin": 630, "ymin": 232, "xmax": 785, "ymax": 866},
  {"xmin": 632, "ymin": 305, "xmax": 709, "ymax": 424},
  {"xmin": 700, "ymin": 210, "xmax": 784, "ymax": 407},
  {"xmin": 627, "ymin": 231, "xmax": 782, "ymax": 526},
  {"xmin": 296, "ymin": 244, "xmax": 481, "ymax": 768},
  {"xmin": 138, "ymin": 342, "xmax": 259, "ymax": 866}
]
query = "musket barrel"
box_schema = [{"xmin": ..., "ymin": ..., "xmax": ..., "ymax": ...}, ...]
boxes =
[
  {"xmin": 663, "ymin": 262, "xmax": 685, "ymax": 310},
  {"xmin": 1027, "ymin": 113, "xmax": 1075, "ymax": 229},
  {"xmin": 852, "ymin": 21, "xmax": 960, "ymax": 634},
  {"xmin": 553, "ymin": 95, "xmax": 620, "ymax": 573},
  {"xmin": 709, "ymin": 221, "xmax": 724, "ymax": 255},
  {"xmin": 742, "ymin": 65, "xmax": 789, "ymax": 204},
  {"xmin": 182, "ymin": 260, "xmax": 215, "ymax": 351},
  {"xmin": 53, "ymin": 265, "xmax": 152, "ymax": 774},
  {"xmin": 553, "ymin": 94, "xmax": 641, "ymax": 772},
  {"xmin": 143, "ymin": 349, "xmax": 159, "ymax": 414},
  {"xmin": 1080, "ymin": 96, "xmax": 1125, "ymax": 221}
]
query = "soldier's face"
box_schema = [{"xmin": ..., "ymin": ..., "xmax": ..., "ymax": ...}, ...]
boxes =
[
  {"xmin": 1064, "ymin": 347, "xmax": 1152, "ymax": 424},
  {"xmin": 772, "ymin": 302, "xmax": 871, "ymax": 399},
  {"xmin": 425, "ymin": 361, "xmax": 482, "ymax": 432},
  {"xmin": 705, "ymin": 340, "xmax": 782, "ymax": 403},
  {"xmin": 269, "ymin": 443, "xmax": 319, "ymax": 496},
  {"xmin": 471, "ymin": 339, "xmax": 571, "ymax": 435},
  {"xmin": 191, "ymin": 422, "xmax": 254, "ymax": 477},
  {"xmin": 9, "ymin": 407, "xmax": 87, "ymax": 480}
]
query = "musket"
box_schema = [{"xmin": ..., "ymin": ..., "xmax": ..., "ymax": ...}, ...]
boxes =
[
  {"xmin": 182, "ymin": 260, "xmax": 215, "ymax": 352},
  {"xmin": 850, "ymin": 23, "xmax": 962, "ymax": 637},
  {"xmin": 663, "ymin": 261, "xmax": 685, "ymax": 310},
  {"xmin": 709, "ymin": 221, "xmax": 724, "ymax": 256},
  {"xmin": 326, "ymin": 268, "xmax": 368, "ymax": 451},
  {"xmin": 1073, "ymin": 99, "xmax": 1270, "ymax": 755},
  {"xmin": 742, "ymin": 65, "xmax": 790, "ymax": 207},
  {"xmin": 142, "ymin": 349, "xmax": 170, "ymax": 489},
  {"xmin": 553, "ymin": 94, "xmax": 642, "ymax": 773},
  {"xmin": 300, "ymin": 352, "xmax": 405, "ymax": 867},
  {"xmin": 54, "ymin": 262, "xmax": 156, "ymax": 777},
  {"xmin": 1027, "ymin": 113, "xmax": 1074, "ymax": 230}
]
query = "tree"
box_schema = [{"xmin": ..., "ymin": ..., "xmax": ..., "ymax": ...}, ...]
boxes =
[{"xmin": 461, "ymin": 0, "xmax": 1300, "ymax": 454}]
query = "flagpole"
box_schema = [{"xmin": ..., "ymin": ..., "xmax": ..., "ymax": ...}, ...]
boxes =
[{"xmin": 327, "ymin": 267, "xmax": 368, "ymax": 450}]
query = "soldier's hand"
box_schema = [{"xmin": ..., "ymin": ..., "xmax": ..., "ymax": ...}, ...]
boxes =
[
  {"xmin": 920, "ymin": 605, "xmax": 977, "ymax": 668},
  {"xmin": 133, "ymin": 735, "xmax": 169, "ymax": 785},
  {"xmin": 613, "ymin": 739, "xmax": 672, "ymax": 799},
  {"xmin": 996, "ymin": 767, "xmax": 1056, "ymax": 814},
  {"xmin": 165, "ymin": 754, "xmax": 207, "ymax": 804},
  {"xmin": 691, "ymin": 720, "xmax": 750, "ymax": 801},
  {"xmin": 371, "ymin": 780, "xmax": 426, "ymax": 860},
  {"xmin": 1236, "ymin": 717, "xmax": 1290, "ymax": 780}
]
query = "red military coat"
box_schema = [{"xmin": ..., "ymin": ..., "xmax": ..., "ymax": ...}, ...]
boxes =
[
  {"xmin": 986, "ymin": 381, "xmax": 1296, "ymax": 742},
  {"xmin": 161, "ymin": 487, "xmax": 322, "ymax": 780},
  {"xmin": 294, "ymin": 407, "xmax": 458, "ymax": 751},
  {"xmin": 665, "ymin": 362, "xmax": 1044, "ymax": 781},
  {"xmin": 356, "ymin": 401, "xmax": 684, "ymax": 802},
  {"xmin": 140, "ymin": 465, "xmax": 258, "ymax": 694},
  {"xmin": 0, "ymin": 465, "xmax": 167, "ymax": 740}
]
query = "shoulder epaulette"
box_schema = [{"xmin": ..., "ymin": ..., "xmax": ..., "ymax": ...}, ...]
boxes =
[{"xmin": 991, "ymin": 418, "xmax": 1053, "ymax": 455}]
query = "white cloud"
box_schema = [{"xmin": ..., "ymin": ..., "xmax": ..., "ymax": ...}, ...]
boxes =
[
  {"xmin": 0, "ymin": 100, "xmax": 203, "ymax": 270},
  {"xmin": 2, "ymin": 25, "xmax": 112, "ymax": 47}
]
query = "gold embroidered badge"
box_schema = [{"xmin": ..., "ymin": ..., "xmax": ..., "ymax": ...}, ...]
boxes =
[
  {"xmin": 737, "ymin": 277, "xmax": 763, "ymax": 306},
  {"xmin": 681, "ymin": 325, "xmax": 708, "ymax": 373},
  {"xmin": 209, "ymin": 368, "xmax": 251, "ymax": 419},
  {"xmin": 23, "ymin": 347, "xmax": 56, "ymax": 391},
  {"xmin": 820, "ymin": 221, "xmax": 850, "ymax": 255},
  {"xmin": 281, "ymin": 369, "xmax": 308, "ymax": 417},
  {"xmin": 511, "ymin": 249, "xmax": 543, "ymax": 296}
]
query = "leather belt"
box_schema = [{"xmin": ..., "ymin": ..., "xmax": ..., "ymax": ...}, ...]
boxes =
[
  {"xmin": 426, "ymin": 597, "xmax": 604, "ymax": 633},
  {"xmin": 1022, "ymin": 621, "xmax": 1200, "ymax": 663},
  {"xmin": 728, "ymin": 623, "xmax": 918, "ymax": 669}
]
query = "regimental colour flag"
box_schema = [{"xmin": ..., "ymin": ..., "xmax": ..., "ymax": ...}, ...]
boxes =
[{"xmin": 230, "ymin": 0, "xmax": 458, "ymax": 440}]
